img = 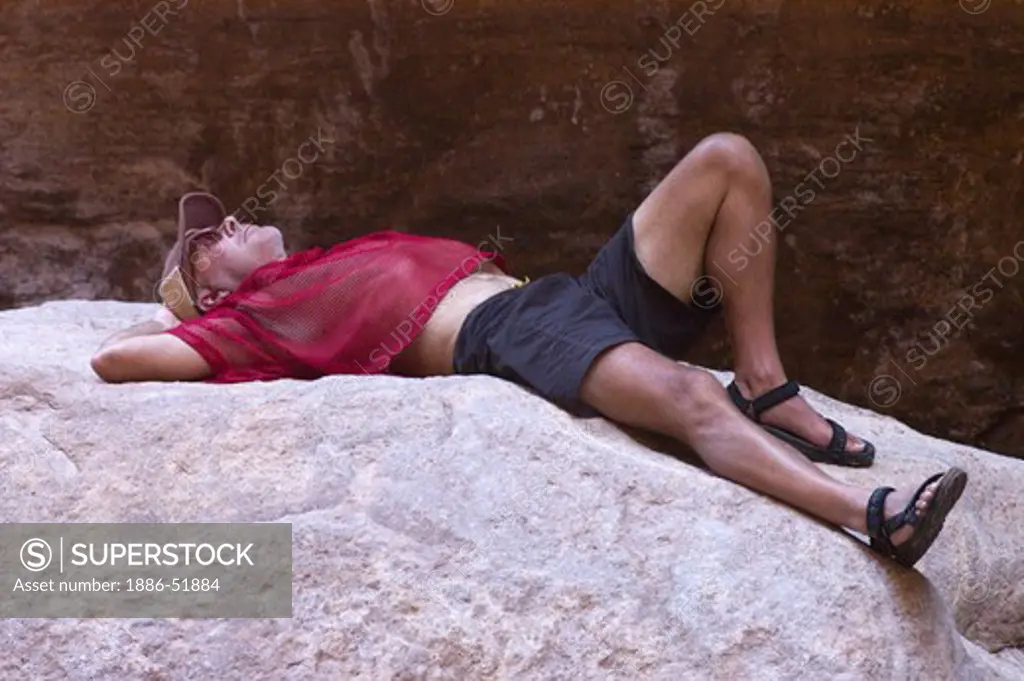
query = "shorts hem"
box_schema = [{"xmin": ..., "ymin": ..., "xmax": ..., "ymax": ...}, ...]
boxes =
[{"xmin": 557, "ymin": 333, "xmax": 638, "ymax": 416}]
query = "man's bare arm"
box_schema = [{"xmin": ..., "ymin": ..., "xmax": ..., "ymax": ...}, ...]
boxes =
[
  {"xmin": 91, "ymin": 308, "xmax": 212, "ymax": 383},
  {"xmin": 96, "ymin": 319, "xmax": 168, "ymax": 351}
]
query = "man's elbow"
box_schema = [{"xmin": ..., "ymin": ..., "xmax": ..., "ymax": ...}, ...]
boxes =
[
  {"xmin": 90, "ymin": 335, "xmax": 210, "ymax": 383},
  {"xmin": 91, "ymin": 346, "xmax": 130, "ymax": 383}
]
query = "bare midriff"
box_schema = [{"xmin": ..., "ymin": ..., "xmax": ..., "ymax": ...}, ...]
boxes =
[{"xmin": 389, "ymin": 262, "xmax": 523, "ymax": 377}]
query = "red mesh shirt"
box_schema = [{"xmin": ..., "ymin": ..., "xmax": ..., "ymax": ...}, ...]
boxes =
[{"xmin": 167, "ymin": 231, "xmax": 507, "ymax": 382}]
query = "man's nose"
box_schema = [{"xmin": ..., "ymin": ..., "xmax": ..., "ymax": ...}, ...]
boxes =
[{"xmin": 220, "ymin": 217, "xmax": 241, "ymax": 237}]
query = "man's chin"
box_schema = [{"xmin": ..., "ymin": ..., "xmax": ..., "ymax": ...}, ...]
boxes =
[{"xmin": 261, "ymin": 227, "xmax": 287, "ymax": 259}]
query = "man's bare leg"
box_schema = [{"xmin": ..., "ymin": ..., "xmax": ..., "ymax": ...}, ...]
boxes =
[
  {"xmin": 579, "ymin": 343, "xmax": 936, "ymax": 544},
  {"xmin": 631, "ymin": 133, "xmax": 867, "ymax": 454}
]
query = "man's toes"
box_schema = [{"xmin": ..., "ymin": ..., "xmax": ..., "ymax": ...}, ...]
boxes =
[
  {"xmin": 846, "ymin": 432, "xmax": 869, "ymax": 454},
  {"xmin": 915, "ymin": 483, "xmax": 939, "ymax": 514},
  {"xmin": 884, "ymin": 481, "xmax": 944, "ymax": 547}
]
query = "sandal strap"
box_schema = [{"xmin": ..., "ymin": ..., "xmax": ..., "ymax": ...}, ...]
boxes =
[
  {"xmin": 726, "ymin": 381, "xmax": 753, "ymax": 417},
  {"xmin": 866, "ymin": 486, "xmax": 896, "ymax": 554},
  {"xmin": 869, "ymin": 473, "xmax": 946, "ymax": 555},
  {"xmin": 749, "ymin": 380, "xmax": 800, "ymax": 419},
  {"xmin": 825, "ymin": 419, "xmax": 847, "ymax": 454},
  {"xmin": 883, "ymin": 509, "xmax": 913, "ymax": 537},
  {"xmin": 912, "ymin": 472, "xmax": 945, "ymax": 500},
  {"xmin": 812, "ymin": 420, "xmax": 854, "ymax": 466},
  {"xmin": 886, "ymin": 472, "xmax": 945, "ymax": 532}
]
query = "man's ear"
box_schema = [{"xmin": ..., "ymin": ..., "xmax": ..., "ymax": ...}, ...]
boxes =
[{"xmin": 197, "ymin": 287, "xmax": 231, "ymax": 312}]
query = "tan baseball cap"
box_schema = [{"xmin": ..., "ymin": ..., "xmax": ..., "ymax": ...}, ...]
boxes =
[{"xmin": 157, "ymin": 192, "xmax": 227, "ymax": 319}]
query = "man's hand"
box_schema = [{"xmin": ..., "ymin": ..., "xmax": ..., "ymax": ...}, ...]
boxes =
[
  {"xmin": 96, "ymin": 307, "xmax": 178, "ymax": 352},
  {"xmin": 152, "ymin": 305, "xmax": 182, "ymax": 330},
  {"xmin": 91, "ymin": 306, "xmax": 211, "ymax": 383}
]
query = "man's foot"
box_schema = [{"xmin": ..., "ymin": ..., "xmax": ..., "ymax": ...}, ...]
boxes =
[
  {"xmin": 731, "ymin": 375, "xmax": 873, "ymax": 463},
  {"xmin": 882, "ymin": 480, "xmax": 938, "ymax": 546},
  {"xmin": 865, "ymin": 468, "xmax": 968, "ymax": 568}
]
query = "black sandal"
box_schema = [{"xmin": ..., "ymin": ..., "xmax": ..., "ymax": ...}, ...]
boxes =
[
  {"xmin": 727, "ymin": 380, "xmax": 875, "ymax": 467},
  {"xmin": 866, "ymin": 468, "xmax": 968, "ymax": 568}
]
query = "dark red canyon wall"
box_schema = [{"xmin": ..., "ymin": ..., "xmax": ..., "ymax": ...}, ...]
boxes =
[{"xmin": 1, "ymin": 0, "xmax": 1022, "ymax": 457}]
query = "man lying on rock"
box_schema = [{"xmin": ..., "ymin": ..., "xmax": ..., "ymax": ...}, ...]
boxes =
[{"xmin": 92, "ymin": 133, "xmax": 967, "ymax": 569}]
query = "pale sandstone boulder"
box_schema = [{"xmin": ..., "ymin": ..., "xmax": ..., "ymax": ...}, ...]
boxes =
[{"xmin": 0, "ymin": 301, "xmax": 1021, "ymax": 680}]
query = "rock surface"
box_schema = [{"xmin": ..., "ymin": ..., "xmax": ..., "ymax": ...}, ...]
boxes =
[
  {"xmin": 1, "ymin": 300, "xmax": 1023, "ymax": 679},
  {"xmin": 0, "ymin": 1, "xmax": 1022, "ymax": 459}
]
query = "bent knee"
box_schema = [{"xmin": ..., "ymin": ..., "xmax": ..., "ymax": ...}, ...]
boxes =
[
  {"xmin": 689, "ymin": 132, "xmax": 765, "ymax": 183},
  {"xmin": 661, "ymin": 366, "xmax": 730, "ymax": 417}
]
